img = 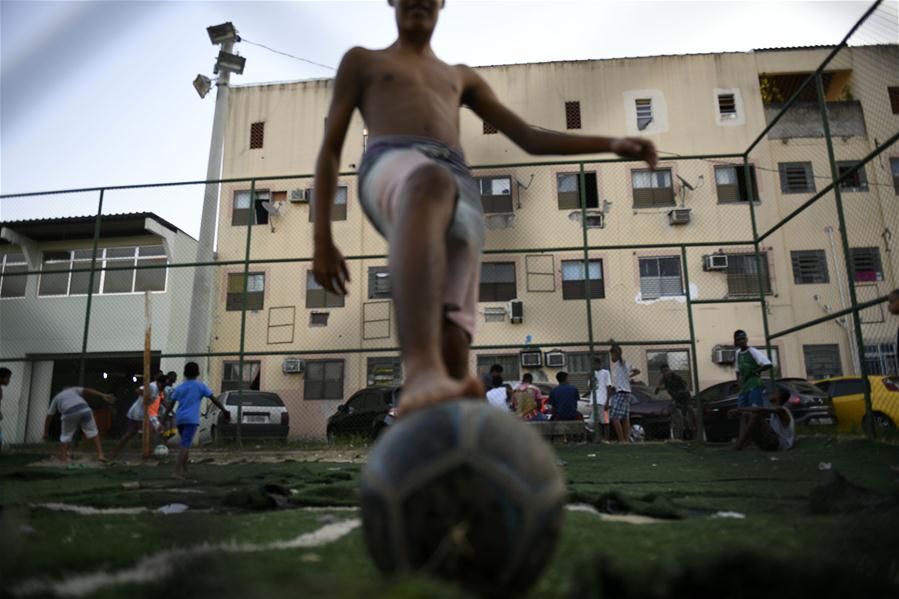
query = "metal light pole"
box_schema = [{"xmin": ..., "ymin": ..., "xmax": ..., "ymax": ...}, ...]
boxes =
[{"xmin": 186, "ymin": 23, "xmax": 244, "ymax": 372}]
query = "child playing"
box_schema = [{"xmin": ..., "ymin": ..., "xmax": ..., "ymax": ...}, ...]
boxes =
[
  {"xmin": 312, "ymin": 0, "xmax": 657, "ymax": 416},
  {"xmin": 43, "ymin": 386, "xmax": 116, "ymax": 463},
  {"xmin": 109, "ymin": 373, "xmax": 168, "ymax": 461},
  {"xmin": 160, "ymin": 362, "xmax": 228, "ymax": 479}
]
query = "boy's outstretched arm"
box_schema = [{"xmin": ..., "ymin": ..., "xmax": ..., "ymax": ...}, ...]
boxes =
[
  {"xmin": 460, "ymin": 66, "xmax": 657, "ymax": 168},
  {"xmin": 312, "ymin": 47, "xmax": 365, "ymax": 296}
]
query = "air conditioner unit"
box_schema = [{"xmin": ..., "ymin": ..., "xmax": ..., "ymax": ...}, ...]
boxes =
[
  {"xmin": 668, "ymin": 208, "xmax": 692, "ymax": 225},
  {"xmin": 282, "ymin": 358, "xmax": 305, "ymax": 374},
  {"xmin": 712, "ymin": 348, "xmax": 737, "ymax": 365},
  {"xmin": 508, "ymin": 299, "xmax": 523, "ymax": 324},
  {"xmin": 545, "ymin": 350, "xmax": 566, "ymax": 368},
  {"xmin": 584, "ymin": 212, "xmax": 605, "ymax": 229},
  {"xmin": 289, "ymin": 188, "xmax": 308, "ymax": 203},
  {"xmin": 703, "ymin": 254, "xmax": 729, "ymax": 271},
  {"xmin": 520, "ymin": 349, "xmax": 542, "ymax": 368}
]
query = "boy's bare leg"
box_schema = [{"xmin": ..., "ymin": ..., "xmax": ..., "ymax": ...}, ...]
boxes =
[
  {"xmin": 441, "ymin": 320, "xmax": 475, "ymax": 383},
  {"xmin": 392, "ymin": 164, "xmax": 482, "ymax": 416},
  {"xmin": 173, "ymin": 448, "xmax": 189, "ymax": 479},
  {"xmin": 735, "ymin": 413, "xmax": 760, "ymax": 450},
  {"xmin": 612, "ymin": 420, "xmax": 626, "ymax": 443},
  {"xmin": 90, "ymin": 435, "xmax": 107, "ymax": 462},
  {"xmin": 59, "ymin": 442, "xmax": 70, "ymax": 464}
]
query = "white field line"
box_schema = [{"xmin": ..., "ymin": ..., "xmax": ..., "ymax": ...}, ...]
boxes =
[
  {"xmin": 566, "ymin": 503, "xmax": 666, "ymax": 524},
  {"xmin": 32, "ymin": 503, "xmax": 148, "ymax": 515},
  {"xmin": 12, "ymin": 519, "xmax": 361, "ymax": 597}
]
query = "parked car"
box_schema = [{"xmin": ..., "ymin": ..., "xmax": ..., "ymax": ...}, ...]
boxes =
[
  {"xmin": 700, "ymin": 378, "xmax": 834, "ymax": 442},
  {"xmin": 326, "ymin": 386, "xmax": 400, "ymax": 442},
  {"xmin": 201, "ymin": 391, "xmax": 290, "ymax": 442},
  {"xmin": 813, "ymin": 376, "xmax": 898, "ymax": 432}
]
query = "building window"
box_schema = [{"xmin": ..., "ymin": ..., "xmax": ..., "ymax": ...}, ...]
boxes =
[
  {"xmin": 561, "ymin": 259, "xmax": 604, "ymax": 300},
  {"xmin": 476, "ymin": 354, "xmax": 519, "ymax": 383},
  {"xmin": 310, "ymin": 312, "xmax": 330, "ymax": 327},
  {"xmin": 803, "ymin": 344, "xmax": 842, "ymax": 380},
  {"xmin": 557, "ymin": 172, "xmax": 598, "ymax": 210},
  {"xmin": 308, "ymin": 186, "xmax": 348, "ymax": 221},
  {"xmin": 306, "ymin": 271, "xmax": 344, "ymax": 308},
  {"xmin": 864, "ymin": 343, "xmax": 897, "ymax": 376},
  {"xmin": 221, "ymin": 360, "xmax": 261, "ymax": 392},
  {"xmin": 304, "ymin": 359, "xmax": 344, "ymax": 400},
  {"xmin": 632, "ymin": 168, "xmax": 674, "ymax": 208},
  {"xmin": 38, "ymin": 246, "xmax": 167, "ymax": 297},
  {"xmin": 367, "ymin": 357, "xmax": 402, "ymax": 386},
  {"xmin": 250, "ymin": 122, "xmax": 265, "ymax": 149},
  {"xmin": 635, "ymin": 98, "xmax": 653, "ymax": 130},
  {"xmin": 565, "ymin": 101, "xmax": 581, "ymax": 129},
  {"xmin": 837, "ymin": 161, "xmax": 868, "ymax": 192},
  {"xmin": 778, "ymin": 162, "xmax": 815, "ymax": 194},
  {"xmin": 718, "ymin": 93, "xmax": 737, "ymax": 119},
  {"xmin": 790, "ymin": 250, "xmax": 829, "ymax": 284},
  {"xmin": 646, "ymin": 349, "xmax": 692, "ymax": 392},
  {"xmin": 889, "ymin": 87, "xmax": 899, "ymax": 115},
  {"xmin": 851, "ymin": 247, "xmax": 883, "ymax": 282},
  {"xmin": 891, "ymin": 158, "xmax": 899, "ymax": 194},
  {"xmin": 368, "ymin": 266, "xmax": 392, "ymax": 300},
  {"xmin": 726, "ymin": 253, "xmax": 772, "ymax": 297},
  {"xmin": 479, "ymin": 262, "xmax": 517, "ymax": 302},
  {"xmin": 715, "ymin": 165, "xmax": 759, "ymax": 203},
  {"xmin": 565, "ymin": 351, "xmax": 608, "ymax": 393},
  {"xmin": 483, "ymin": 121, "xmax": 497, "ymax": 135},
  {"xmin": 232, "ymin": 190, "xmax": 271, "ymax": 226},
  {"xmin": 0, "ymin": 252, "xmax": 27, "ymax": 298},
  {"xmin": 477, "ymin": 176, "xmax": 514, "ymax": 213},
  {"xmin": 226, "ymin": 272, "xmax": 265, "ymax": 311},
  {"xmin": 639, "ymin": 256, "xmax": 683, "ymax": 299}
]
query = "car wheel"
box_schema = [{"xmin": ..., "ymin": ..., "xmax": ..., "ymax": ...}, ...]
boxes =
[{"xmin": 871, "ymin": 413, "xmax": 896, "ymax": 430}]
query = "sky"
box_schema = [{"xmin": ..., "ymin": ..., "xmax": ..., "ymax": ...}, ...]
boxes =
[{"xmin": 1, "ymin": 0, "xmax": 896, "ymax": 238}]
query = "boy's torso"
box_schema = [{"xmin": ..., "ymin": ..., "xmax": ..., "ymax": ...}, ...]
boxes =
[
  {"xmin": 357, "ymin": 47, "xmax": 467, "ymax": 150},
  {"xmin": 737, "ymin": 348, "xmax": 763, "ymax": 391}
]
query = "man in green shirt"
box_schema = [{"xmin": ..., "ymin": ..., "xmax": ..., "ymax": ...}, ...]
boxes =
[{"xmin": 733, "ymin": 329, "xmax": 773, "ymax": 442}]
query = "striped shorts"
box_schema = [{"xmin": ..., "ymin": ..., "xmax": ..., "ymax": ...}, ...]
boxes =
[{"xmin": 610, "ymin": 392, "xmax": 633, "ymax": 421}]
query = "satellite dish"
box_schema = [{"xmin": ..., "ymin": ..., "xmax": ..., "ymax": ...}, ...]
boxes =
[
  {"xmin": 676, "ymin": 175, "xmax": 695, "ymax": 191},
  {"xmin": 261, "ymin": 200, "xmax": 281, "ymax": 217}
]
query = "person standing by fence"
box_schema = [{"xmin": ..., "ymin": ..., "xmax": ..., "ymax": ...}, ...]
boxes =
[{"xmin": 609, "ymin": 345, "xmax": 633, "ymax": 443}]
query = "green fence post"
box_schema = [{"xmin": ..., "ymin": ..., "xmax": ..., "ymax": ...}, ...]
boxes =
[
  {"xmin": 815, "ymin": 73, "xmax": 875, "ymax": 440},
  {"xmin": 78, "ymin": 189, "xmax": 104, "ymax": 387},
  {"xmin": 680, "ymin": 245, "xmax": 702, "ymax": 440},
  {"xmin": 745, "ymin": 157, "xmax": 774, "ymax": 378},
  {"xmin": 236, "ymin": 180, "xmax": 257, "ymax": 448},
  {"xmin": 578, "ymin": 163, "xmax": 599, "ymax": 441}
]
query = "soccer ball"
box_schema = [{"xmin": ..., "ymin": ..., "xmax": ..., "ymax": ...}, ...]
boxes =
[
  {"xmin": 360, "ymin": 400, "xmax": 566, "ymax": 595},
  {"xmin": 153, "ymin": 444, "xmax": 169, "ymax": 458}
]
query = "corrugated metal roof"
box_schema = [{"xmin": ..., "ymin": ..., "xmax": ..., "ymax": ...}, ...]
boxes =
[{"xmin": 0, "ymin": 212, "xmax": 185, "ymax": 245}]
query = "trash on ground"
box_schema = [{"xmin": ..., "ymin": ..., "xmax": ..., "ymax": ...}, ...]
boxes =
[
  {"xmin": 712, "ymin": 511, "xmax": 746, "ymax": 519},
  {"xmin": 818, "ymin": 462, "xmax": 832, "ymax": 471},
  {"xmin": 157, "ymin": 503, "xmax": 189, "ymax": 515}
]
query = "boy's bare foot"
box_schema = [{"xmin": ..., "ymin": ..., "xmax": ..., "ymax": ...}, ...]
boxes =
[{"xmin": 397, "ymin": 372, "xmax": 484, "ymax": 418}]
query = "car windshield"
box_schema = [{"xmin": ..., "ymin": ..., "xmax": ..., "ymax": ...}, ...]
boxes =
[{"xmin": 225, "ymin": 392, "xmax": 284, "ymax": 407}]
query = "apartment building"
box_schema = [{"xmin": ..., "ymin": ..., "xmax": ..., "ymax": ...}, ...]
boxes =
[
  {"xmin": 210, "ymin": 45, "xmax": 899, "ymax": 438},
  {"xmin": 0, "ymin": 213, "xmax": 197, "ymax": 443}
]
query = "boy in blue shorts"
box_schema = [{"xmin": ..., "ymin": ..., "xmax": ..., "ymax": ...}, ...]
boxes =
[
  {"xmin": 733, "ymin": 329, "xmax": 773, "ymax": 441},
  {"xmin": 161, "ymin": 362, "xmax": 228, "ymax": 479}
]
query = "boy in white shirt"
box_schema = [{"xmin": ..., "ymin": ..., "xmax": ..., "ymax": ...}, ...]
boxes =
[{"xmin": 43, "ymin": 387, "xmax": 115, "ymax": 463}]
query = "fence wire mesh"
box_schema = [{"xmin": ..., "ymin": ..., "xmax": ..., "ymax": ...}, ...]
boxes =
[{"xmin": 1, "ymin": 0, "xmax": 897, "ymax": 446}]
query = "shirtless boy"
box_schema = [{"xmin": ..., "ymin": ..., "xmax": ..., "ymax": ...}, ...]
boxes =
[{"xmin": 313, "ymin": 0, "xmax": 657, "ymax": 416}]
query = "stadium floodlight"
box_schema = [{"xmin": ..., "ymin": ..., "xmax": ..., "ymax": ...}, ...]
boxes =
[
  {"xmin": 193, "ymin": 74, "xmax": 212, "ymax": 99},
  {"xmin": 214, "ymin": 51, "xmax": 246, "ymax": 75},
  {"xmin": 207, "ymin": 22, "xmax": 238, "ymax": 45}
]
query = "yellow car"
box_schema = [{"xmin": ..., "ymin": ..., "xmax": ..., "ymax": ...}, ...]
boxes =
[{"xmin": 814, "ymin": 376, "xmax": 899, "ymax": 432}]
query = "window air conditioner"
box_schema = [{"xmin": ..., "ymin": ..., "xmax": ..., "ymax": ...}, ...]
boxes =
[
  {"xmin": 668, "ymin": 208, "xmax": 692, "ymax": 225},
  {"xmin": 520, "ymin": 350, "xmax": 542, "ymax": 368},
  {"xmin": 289, "ymin": 188, "xmax": 308, "ymax": 203},
  {"xmin": 703, "ymin": 254, "xmax": 729, "ymax": 271},
  {"xmin": 712, "ymin": 348, "xmax": 737, "ymax": 364},
  {"xmin": 282, "ymin": 358, "xmax": 305, "ymax": 374},
  {"xmin": 508, "ymin": 299, "xmax": 523, "ymax": 324},
  {"xmin": 545, "ymin": 350, "xmax": 566, "ymax": 368}
]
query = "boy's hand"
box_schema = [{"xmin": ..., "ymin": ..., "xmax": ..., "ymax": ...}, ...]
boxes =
[
  {"xmin": 610, "ymin": 137, "xmax": 658, "ymax": 169},
  {"xmin": 313, "ymin": 240, "xmax": 350, "ymax": 296}
]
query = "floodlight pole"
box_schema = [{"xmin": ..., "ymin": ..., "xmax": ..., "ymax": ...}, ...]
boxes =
[{"xmin": 186, "ymin": 35, "xmax": 236, "ymax": 375}]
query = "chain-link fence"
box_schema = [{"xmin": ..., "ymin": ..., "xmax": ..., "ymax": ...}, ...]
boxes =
[{"xmin": 1, "ymin": 0, "xmax": 896, "ymax": 447}]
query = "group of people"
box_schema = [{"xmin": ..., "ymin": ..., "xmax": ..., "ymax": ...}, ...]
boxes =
[
  {"xmin": 481, "ymin": 364, "xmax": 581, "ymax": 422},
  {"xmin": 587, "ymin": 344, "xmax": 639, "ymax": 443},
  {"xmin": 35, "ymin": 362, "xmax": 227, "ymax": 479}
]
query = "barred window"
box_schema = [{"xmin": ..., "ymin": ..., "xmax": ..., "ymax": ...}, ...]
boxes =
[
  {"xmin": 836, "ymin": 161, "xmax": 868, "ymax": 192},
  {"xmin": 250, "ymin": 122, "xmax": 265, "ymax": 149},
  {"xmin": 790, "ymin": 250, "xmax": 829, "ymax": 284},
  {"xmin": 304, "ymin": 360, "xmax": 344, "ymax": 400},
  {"xmin": 803, "ymin": 345, "xmax": 842, "ymax": 380},
  {"xmin": 718, "ymin": 94, "xmax": 737, "ymax": 118},
  {"xmin": 561, "ymin": 259, "xmax": 604, "ymax": 300},
  {"xmin": 483, "ymin": 121, "xmax": 497, "ymax": 135},
  {"xmin": 565, "ymin": 101, "xmax": 581, "ymax": 129},
  {"xmin": 479, "ymin": 262, "xmax": 517, "ymax": 302},
  {"xmin": 476, "ymin": 354, "xmax": 519, "ymax": 383},
  {"xmin": 635, "ymin": 98, "xmax": 653, "ymax": 130},
  {"xmin": 778, "ymin": 162, "xmax": 815, "ymax": 193},
  {"xmin": 864, "ymin": 343, "xmax": 897, "ymax": 376},
  {"xmin": 851, "ymin": 247, "xmax": 882, "ymax": 282},
  {"xmin": 726, "ymin": 253, "xmax": 772, "ymax": 297},
  {"xmin": 367, "ymin": 357, "xmax": 402, "ymax": 386},
  {"xmin": 639, "ymin": 257, "xmax": 683, "ymax": 299},
  {"xmin": 368, "ymin": 266, "xmax": 392, "ymax": 300}
]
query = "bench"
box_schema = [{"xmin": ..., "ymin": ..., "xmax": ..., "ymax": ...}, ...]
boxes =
[{"xmin": 528, "ymin": 420, "xmax": 589, "ymax": 442}]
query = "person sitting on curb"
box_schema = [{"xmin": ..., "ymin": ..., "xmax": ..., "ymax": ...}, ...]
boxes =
[{"xmin": 730, "ymin": 384, "xmax": 795, "ymax": 451}]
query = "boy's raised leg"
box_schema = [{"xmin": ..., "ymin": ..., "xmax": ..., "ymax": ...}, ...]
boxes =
[{"xmin": 391, "ymin": 164, "xmax": 481, "ymax": 416}]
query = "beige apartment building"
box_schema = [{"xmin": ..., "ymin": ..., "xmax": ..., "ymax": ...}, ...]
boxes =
[{"xmin": 210, "ymin": 45, "xmax": 899, "ymax": 439}]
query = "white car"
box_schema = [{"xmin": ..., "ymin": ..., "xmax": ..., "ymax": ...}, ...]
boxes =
[{"xmin": 164, "ymin": 391, "xmax": 289, "ymax": 446}]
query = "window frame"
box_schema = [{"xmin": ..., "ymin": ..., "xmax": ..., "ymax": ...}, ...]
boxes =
[
  {"xmin": 778, "ymin": 162, "xmax": 815, "ymax": 194},
  {"xmin": 37, "ymin": 246, "xmax": 168, "ymax": 298},
  {"xmin": 249, "ymin": 121, "xmax": 265, "ymax": 149},
  {"xmin": 802, "ymin": 344, "xmax": 843, "ymax": 380},
  {"xmin": 308, "ymin": 185, "xmax": 349, "ymax": 222},
  {"xmin": 565, "ymin": 101, "xmax": 582, "ymax": 129},
  {"xmin": 561, "ymin": 259, "xmax": 604, "ymax": 300},
  {"xmin": 726, "ymin": 252, "xmax": 772, "ymax": 297},
  {"xmin": 368, "ymin": 266, "xmax": 392, "ymax": 300},
  {"xmin": 367, "ymin": 356, "xmax": 403, "ymax": 386},
  {"xmin": 790, "ymin": 250, "xmax": 830, "ymax": 285},
  {"xmin": 836, "ymin": 161, "xmax": 868, "ymax": 192},
  {"xmin": 232, "ymin": 189, "xmax": 272, "ymax": 226},
  {"xmin": 556, "ymin": 171, "xmax": 599, "ymax": 210},
  {"xmin": 221, "ymin": 360, "xmax": 261, "ymax": 392},
  {"xmin": 631, "ymin": 168, "xmax": 674, "ymax": 208},
  {"xmin": 479, "ymin": 261, "xmax": 517, "ymax": 303},
  {"xmin": 850, "ymin": 247, "xmax": 883, "ymax": 283},
  {"xmin": 715, "ymin": 165, "xmax": 760, "ymax": 203},
  {"xmin": 638, "ymin": 256, "xmax": 684, "ymax": 299},
  {"xmin": 635, "ymin": 98, "xmax": 653, "ymax": 130},
  {"xmin": 476, "ymin": 354, "xmax": 520, "ymax": 383},
  {"xmin": 476, "ymin": 175, "xmax": 515, "ymax": 214},
  {"xmin": 646, "ymin": 349, "xmax": 693, "ymax": 393},
  {"xmin": 0, "ymin": 252, "xmax": 28, "ymax": 299},
  {"xmin": 306, "ymin": 270, "xmax": 345, "ymax": 308},
  {"xmin": 717, "ymin": 93, "xmax": 737, "ymax": 119},
  {"xmin": 226, "ymin": 271, "xmax": 265, "ymax": 311},
  {"xmin": 304, "ymin": 359, "xmax": 345, "ymax": 400}
]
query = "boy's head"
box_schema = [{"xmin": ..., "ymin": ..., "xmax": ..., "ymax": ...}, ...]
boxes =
[
  {"xmin": 522, "ymin": 372, "xmax": 533, "ymax": 384},
  {"xmin": 660, "ymin": 364, "xmax": 671, "ymax": 375},
  {"xmin": 734, "ymin": 330, "xmax": 749, "ymax": 349},
  {"xmin": 610, "ymin": 344, "xmax": 622, "ymax": 362},
  {"xmin": 888, "ymin": 289, "xmax": 899, "ymax": 316},
  {"xmin": 184, "ymin": 362, "xmax": 200, "ymax": 379},
  {"xmin": 389, "ymin": 0, "xmax": 444, "ymax": 36},
  {"xmin": 0, "ymin": 367, "xmax": 11, "ymax": 385},
  {"xmin": 556, "ymin": 371, "xmax": 568, "ymax": 384},
  {"xmin": 489, "ymin": 364, "xmax": 503, "ymax": 375},
  {"xmin": 167, "ymin": 371, "xmax": 178, "ymax": 385},
  {"xmin": 156, "ymin": 372, "xmax": 169, "ymax": 388}
]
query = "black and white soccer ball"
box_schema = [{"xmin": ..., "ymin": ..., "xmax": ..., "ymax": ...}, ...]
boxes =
[{"xmin": 360, "ymin": 400, "xmax": 567, "ymax": 595}]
